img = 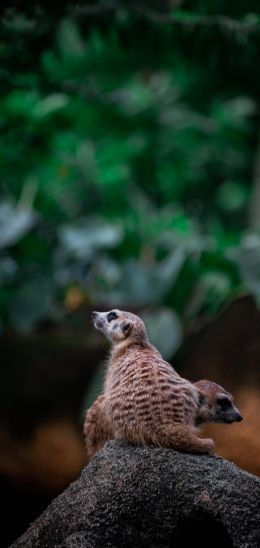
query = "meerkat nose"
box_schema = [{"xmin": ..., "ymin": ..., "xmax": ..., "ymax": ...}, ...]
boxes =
[
  {"xmin": 236, "ymin": 413, "xmax": 243, "ymax": 422},
  {"xmin": 91, "ymin": 311, "xmax": 98, "ymax": 321}
]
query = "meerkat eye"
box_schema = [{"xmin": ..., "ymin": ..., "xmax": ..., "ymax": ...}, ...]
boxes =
[
  {"xmin": 107, "ymin": 311, "xmax": 118, "ymax": 323},
  {"xmin": 198, "ymin": 394, "xmax": 205, "ymax": 406},
  {"xmin": 217, "ymin": 396, "xmax": 231, "ymax": 410}
]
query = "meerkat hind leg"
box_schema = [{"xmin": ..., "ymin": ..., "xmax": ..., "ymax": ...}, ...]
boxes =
[
  {"xmin": 156, "ymin": 425, "xmax": 214, "ymax": 455},
  {"xmin": 84, "ymin": 395, "xmax": 113, "ymax": 461}
]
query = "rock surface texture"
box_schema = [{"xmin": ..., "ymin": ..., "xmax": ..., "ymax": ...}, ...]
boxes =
[{"xmin": 11, "ymin": 440, "xmax": 260, "ymax": 548}]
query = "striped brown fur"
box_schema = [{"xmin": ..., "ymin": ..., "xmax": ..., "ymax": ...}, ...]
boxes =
[{"xmin": 84, "ymin": 310, "xmax": 242, "ymax": 460}]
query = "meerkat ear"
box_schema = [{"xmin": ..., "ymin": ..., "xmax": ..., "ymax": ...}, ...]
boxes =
[
  {"xmin": 194, "ymin": 381, "xmax": 206, "ymax": 406},
  {"xmin": 122, "ymin": 321, "xmax": 132, "ymax": 336}
]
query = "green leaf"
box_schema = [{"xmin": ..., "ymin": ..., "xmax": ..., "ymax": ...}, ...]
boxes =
[
  {"xmin": 0, "ymin": 202, "xmax": 36, "ymax": 248},
  {"xmin": 32, "ymin": 94, "xmax": 69, "ymax": 119},
  {"xmin": 59, "ymin": 220, "xmax": 123, "ymax": 260},
  {"xmin": 57, "ymin": 19, "xmax": 85, "ymax": 58}
]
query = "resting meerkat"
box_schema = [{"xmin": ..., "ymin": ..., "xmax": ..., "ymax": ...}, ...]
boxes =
[{"xmin": 84, "ymin": 310, "xmax": 242, "ymax": 460}]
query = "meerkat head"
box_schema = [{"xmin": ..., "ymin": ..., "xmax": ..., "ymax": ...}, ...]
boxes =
[
  {"xmin": 194, "ymin": 380, "xmax": 243, "ymax": 426},
  {"xmin": 91, "ymin": 309, "xmax": 149, "ymax": 346}
]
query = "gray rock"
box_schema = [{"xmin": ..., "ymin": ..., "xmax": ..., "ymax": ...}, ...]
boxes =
[{"xmin": 10, "ymin": 440, "xmax": 260, "ymax": 548}]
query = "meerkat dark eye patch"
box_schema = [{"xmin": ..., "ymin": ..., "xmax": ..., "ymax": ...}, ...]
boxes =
[
  {"xmin": 217, "ymin": 396, "xmax": 231, "ymax": 410},
  {"xmin": 107, "ymin": 311, "xmax": 118, "ymax": 323},
  {"xmin": 122, "ymin": 321, "xmax": 131, "ymax": 335},
  {"xmin": 198, "ymin": 394, "xmax": 206, "ymax": 406}
]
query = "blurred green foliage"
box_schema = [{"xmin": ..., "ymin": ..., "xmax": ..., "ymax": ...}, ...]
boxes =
[{"xmin": 1, "ymin": 2, "xmax": 260, "ymax": 354}]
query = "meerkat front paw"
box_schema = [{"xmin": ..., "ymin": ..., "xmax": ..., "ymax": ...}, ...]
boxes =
[{"xmin": 203, "ymin": 438, "xmax": 215, "ymax": 454}]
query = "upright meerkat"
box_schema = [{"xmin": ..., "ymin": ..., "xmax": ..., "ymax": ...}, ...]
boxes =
[{"xmin": 84, "ymin": 309, "xmax": 242, "ymax": 460}]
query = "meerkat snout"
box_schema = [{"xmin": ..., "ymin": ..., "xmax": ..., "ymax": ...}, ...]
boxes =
[
  {"xmin": 91, "ymin": 311, "xmax": 101, "ymax": 328},
  {"xmin": 215, "ymin": 394, "xmax": 243, "ymax": 424},
  {"xmin": 91, "ymin": 311, "xmax": 108, "ymax": 332},
  {"xmin": 91, "ymin": 311, "xmax": 98, "ymax": 322}
]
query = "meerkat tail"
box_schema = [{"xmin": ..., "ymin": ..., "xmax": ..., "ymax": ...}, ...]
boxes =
[{"xmin": 83, "ymin": 394, "xmax": 113, "ymax": 461}]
